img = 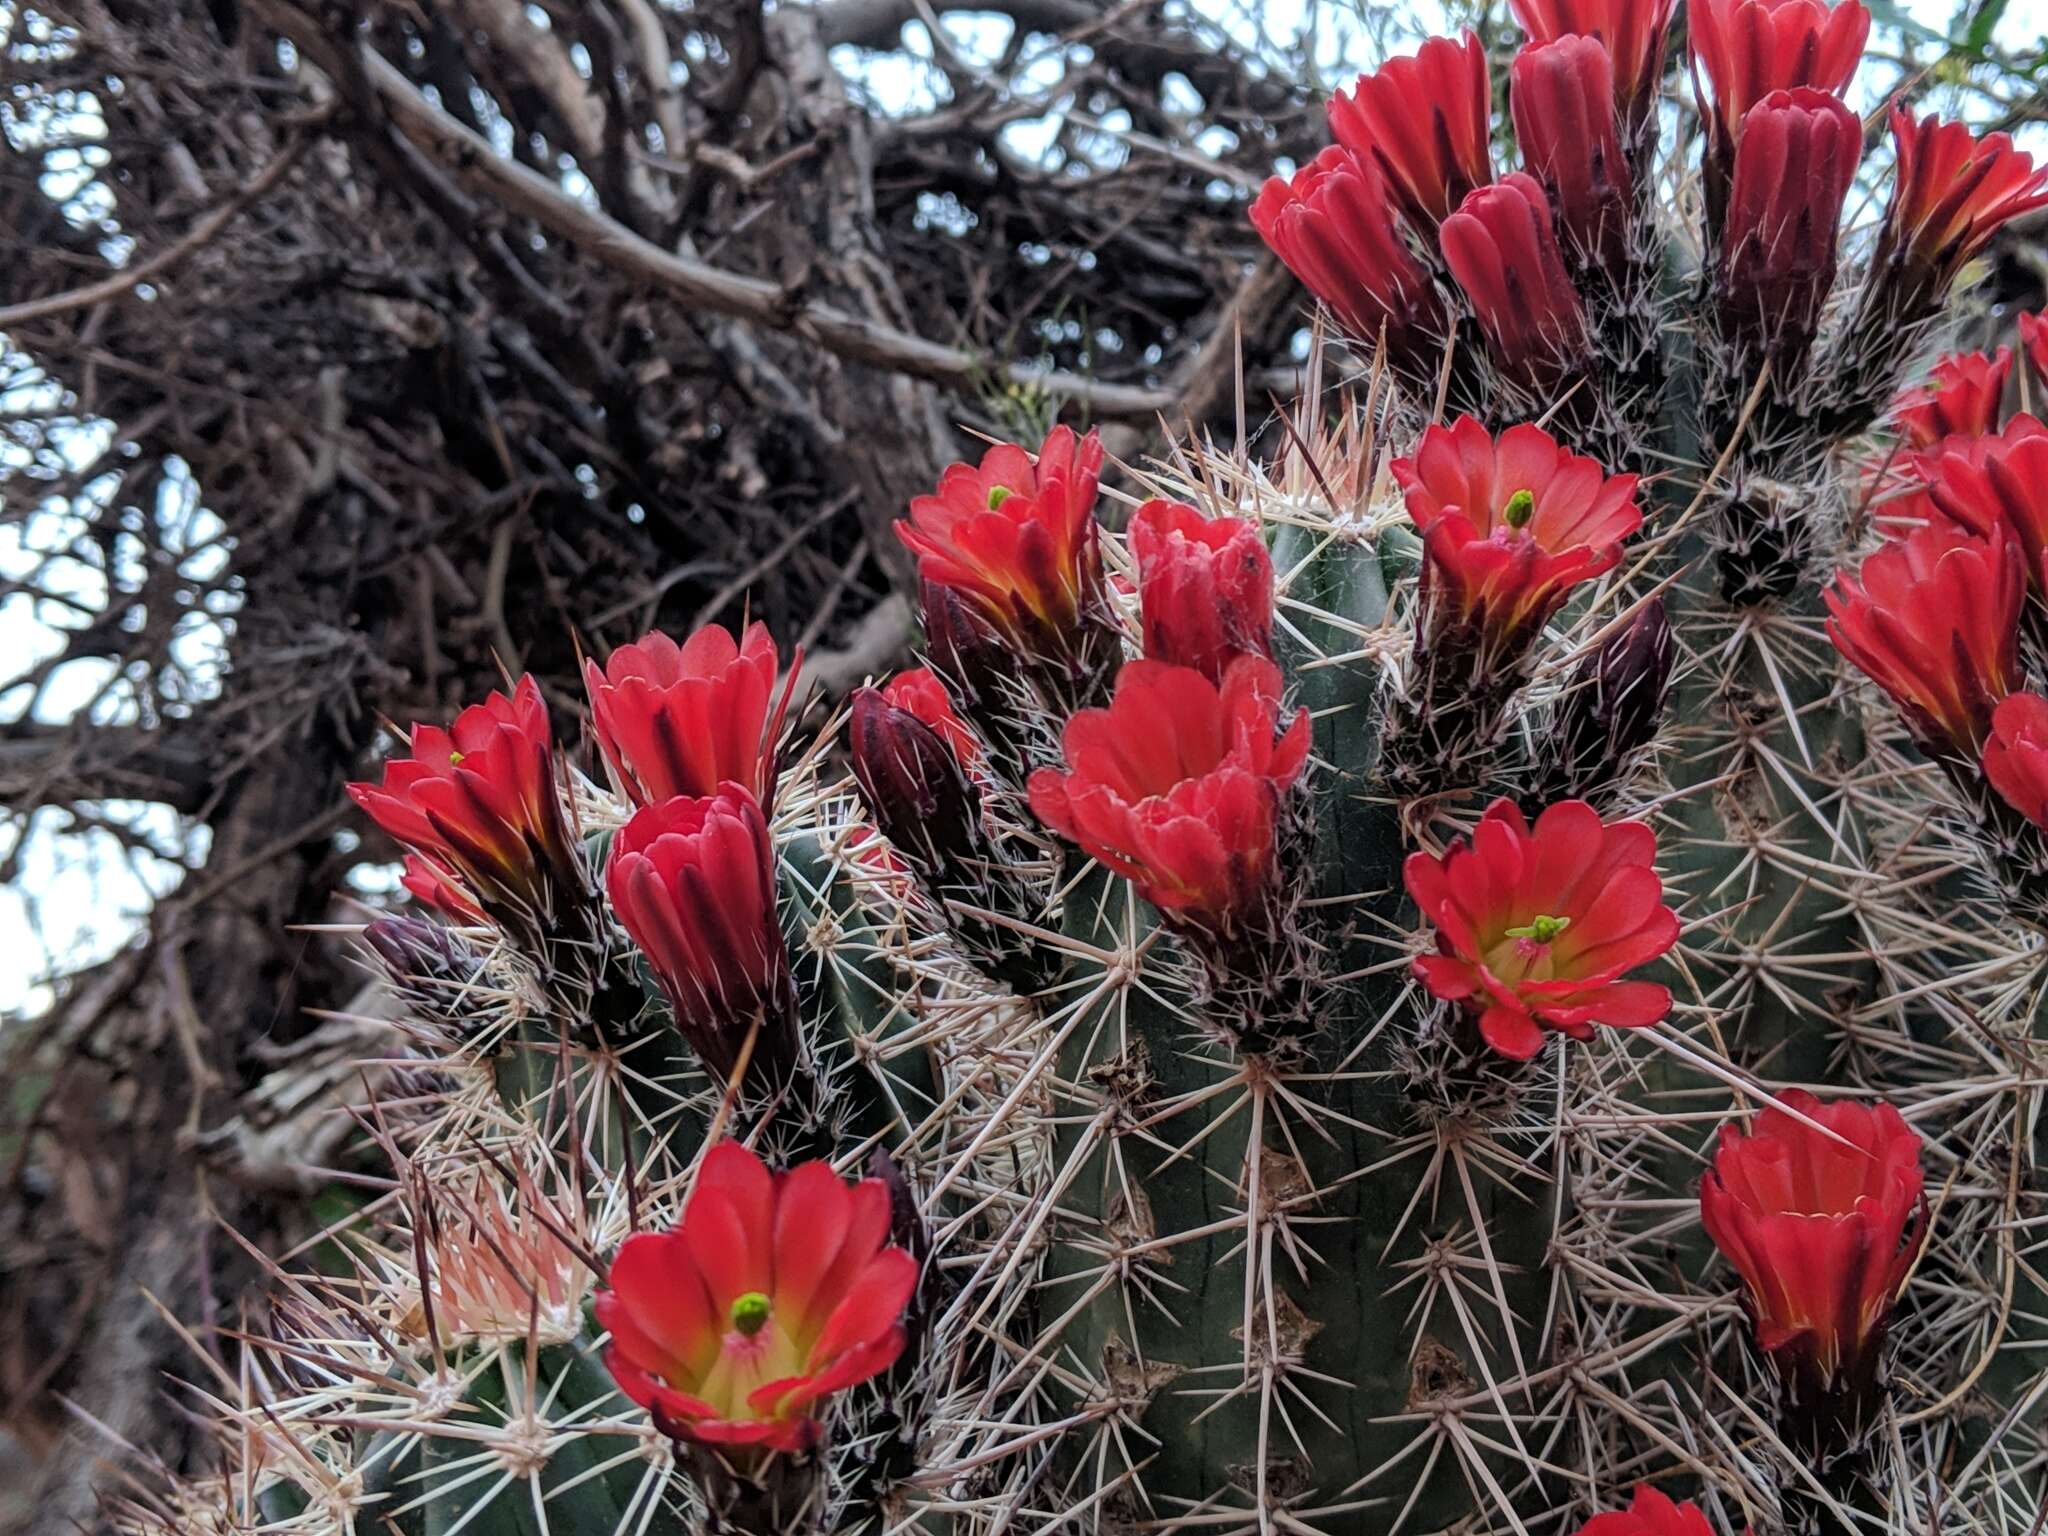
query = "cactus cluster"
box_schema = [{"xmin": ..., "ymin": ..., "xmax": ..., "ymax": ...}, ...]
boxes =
[{"xmin": 121, "ymin": 7, "xmax": 2048, "ymax": 1536}]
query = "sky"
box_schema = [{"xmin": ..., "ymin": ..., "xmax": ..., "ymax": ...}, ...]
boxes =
[{"xmin": 3, "ymin": 0, "xmax": 2046, "ymax": 1016}]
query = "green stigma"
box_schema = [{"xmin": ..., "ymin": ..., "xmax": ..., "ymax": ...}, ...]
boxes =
[
  {"xmin": 986, "ymin": 485, "xmax": 1014, "ymax": 510},
  {"xmin": 1506, "ymin": 913, "xmax": 1571, "ymax": 944},
  {"xmin": 1503, "ymin": 489, "xmax": 1536, "ymax": 530},
  {"xmin": 447, "ymin": 749, "xmax": 465, "ymax": 766},
  {"xmin": 729, "ymin": 1291, "xmax": 772, "ymax": 1337}
]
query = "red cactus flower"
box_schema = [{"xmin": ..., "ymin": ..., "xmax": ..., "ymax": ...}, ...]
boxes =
[
  {"xmin": 349, "ymin": 675, "xmax": 582, "ymax": 933},
  {"xmin": 1509, "ymin": 0, "xmax": 1677, "ymax": 142},
  {"xmin": 2023, "ymin": 310, "xmax": 2048, "ymax": 388},
  {"xmin": 606, "ymin": 786, "xmax": 795, "ymax": 1084},
  {"xmin": 1717, "ymin": 89, "xmax": 1860, "ymax": 363},
  {"xmin": 1922, "ymin": 414, "xmax": 2048, "ymax": 602},
  {"xmin": 878, "ymin": 666, "xmax": 981, "ymax": 776},
  {"xmin": 1891, "ymin": 346, "xmax": 2015, "ymax": 451},
  {"xmin": 1392, "ymin": 415, "xmax": 1643, "ymax": 662},
  {"xmin": 1688, "ymin": 0, "xmax": 1869, "ymax": 155},
  {"xmin": 1028, "ymin": 656, "xmax": 1310, "ymax": 928},
  {"xmin": 1825, "ymin": 522, "xmax": 2025, "ymax": 759},
  {"xmin": 586, "ymin": 622, "xmax": 793, "ymax": 809},
  {"xmin": 1440, "ymin": 174, "xmax": 1591, "ymax": 390},
  {"xmin": 1982, "ymin": 691, "xmax": 2048, "ymax": 831},
  {"xmin": 1871, "ymin": 112, "xmax": 2048, "ymax": 315},
  {"xmin": 897, "ymin": 425, "xmax": 1108, "ymax": 662},
  {"xmin": 1250, "ymin": 147, "xmax": 1447, "ymax": 361},
  {"xmin": 1575, "ymin": 1486, "xmax": 1718, "ymax": 1536},
  {"xmin": 1404, "ymin": 797, "xmax": 1678, "ymax": 1061},
  {"xmin": 1326, "ymin": 32, "xmax": 1493, "ymax": 232},
  {"xmin": 1510, "ymin": 37, "xmax": 1633, "ymax": 268},
  {"xmin": 401, "ymin": 853, "xmax": 485, "ymax": 926},
  {"xmin": 598, "ymin": 1141, "xmax": 918, "ymax": 1455},
  {"xmin": 1700, "ymin": 1090, "xmax": 1927, "ymax": 1402},
  {"xmin": 1128, "ymin": 499, "xmax": 1276, "ymax": 682}
]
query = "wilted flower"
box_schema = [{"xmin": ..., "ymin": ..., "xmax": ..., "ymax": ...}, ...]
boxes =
[
  {"xmin": 348, "ymin": 676, "xmax": 583, "ymax": 942},
  {"xmin": 1326, "ymin": 32, "xmax": 1493, "ymax": 231},
  {"xmin": 1250, "ymin": 147, "xmax": 1447, "ymax": 367},
  {"xmin": 1392, "ymin": 416, "xmax": 1643, "ymax": 666},
  {"xmin": 1510, "ymin": 37, "xmax": 1633, "ymax": 268},
  {"xmin": 1440, "ymin": 174, "xmax": 1592, "ymax": 391},
  {"xmin": 1824, "ymin": 521, "xmax": 2025, "ymax": 759},
  {"xmin": 1717, "ymin": 89, "xmax": 1861, "ymax": 369},
  {"xmin": 412, "ymin": 1166, "xmax": 592, "ymax": 1346},
  {"xmin": 1574, "ymin": 1486, "xmax": 1719, "ymax": 1536},
  {"xmin": 1128, "ymin": 499, "xmax": 1276, "ymax": 682},
  {"xmin": 1404, "ymin": 797, "xmax": 1679, "ymax": 1060},
  {"xmin": 897, "ymin": 426, "xmax": 1109, "ymax": 668},
  {"xmin": 585, "ymin": 622, "xmax": 793, "ymax": 809},
  {"xmin": 1890, "ymin": 346, "xmax": 2015, "ymax": 451},
  {"xmin": 598, "ymin": 1141, "xmax": 918, "ymax": 1454},
  {"xmin": 1028, "ymin": 656, "xmax": 1309, "ymax": 930},
  {"xmin": 1509, "ymin": 0, "xmax": 1677, "ymax": 146},
  {"xmin": 1700, "ymin": 1090, "xmax": 1927, "ymax": 1447},
  {"xmin": 606, "ymin": 787, "xmax": 796, "ymax": 1086}
]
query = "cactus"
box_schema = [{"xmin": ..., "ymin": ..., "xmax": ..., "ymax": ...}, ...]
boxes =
[{"xmin": 120, "ymin": 11, "xmax": 2048, "ymax": 1536}]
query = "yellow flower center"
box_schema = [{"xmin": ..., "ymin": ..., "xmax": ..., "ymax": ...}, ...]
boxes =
[
  {"xmin": 1505, "ymin": 913, "xmax": 1570, "ymax": 944},
  {"xmin": 729, "ymin": 1291, "xmax": 772, "ymax": 1337}
]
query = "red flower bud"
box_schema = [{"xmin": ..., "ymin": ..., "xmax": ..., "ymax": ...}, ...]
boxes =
[
  {"xmin": 848, "ymin": 683, "xmax": 986, "ymax": 887},
  {"xmin": 1574, "ymin": 1486, "xmax": 1719, "ymax": 1536},
  {"xmin": 1440, "ymin": 174, "xmax": 1592, "ymax": 391},
  {"xmin": 1890, "ymin": 345, "xmax": 2015, "ymax": 450},
  {"xmin": 1700, "ymin": 1090, "xmax": 1927, "ymax": 1432},
  {"xmin": 1392, "ymin": 415, "xmax": 1643, "ymax": 664},
  {"xmin": 1510, "ymin": 36, "xmax": 1633, "ymax": 267},
  {"xmin": 1983, "ymin": 690, "xmax": 2048, "ymax": 831},
  {"xmin": 1688, "ymin": 0, "xmax": 1868, "ymax": 188},
  {"xmin": 1872, "ymin": 112, "xmax": 2048, "ymax": 317},
  {"xmin": 348, "ymin": 676, "xmax": 583, "ymax": 939},
  {"xmin": 1128, "ymin": 499, "xmax": 1276, "ymax": 682},
  {"xmin": 606, "ymin": 787, "xmax": 796, "ymax": 1085},
  {"xmin": 1544, "ymin": 597, "xmax": 1675, "ymax": 799},
  {"xmin": 585, "ymin": 622, "xmax": 793, "ymax": 809},
  {"xmin": 1922, "ymin": 414, "xmax": 2048, "ymax": 603},
  {"xmin": 1028, "ymin": 656, "xmax": 1310, "ymax": 929},
  {"xmin": 897, "ymin": 426, "xmax": 1108, "ymax": 664},
  {"xmin": 1250, "ymin": 147, "xmax": 1447, "ymax": 363},
  {"xmin": 1510, "ymin": 0, "xmax": 1677, "ymax": 144},
  {"xmin": 1404, "ymin": 797, "xmax": 1678, "ymax": 1061},
  {"xmin": 1326, "ymin": 32, "xmax": 1493, "ymax": 232},
  {"xmin": 1717, "ymin": 89, "xmax": 1860, "ymax": 365},
  {"xmin": 597, "ymin": 1141, "xmax": 918, "ymax": 1455},
  {"xmin": 878, "ymin": 667, "xmax": 981, "ymax": 775},
  {"xmin": 1824, "ymin": 522, "xmax": 2025, "ymax": 760}
]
